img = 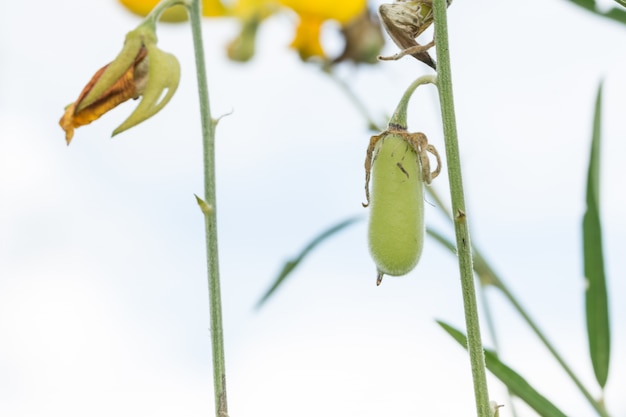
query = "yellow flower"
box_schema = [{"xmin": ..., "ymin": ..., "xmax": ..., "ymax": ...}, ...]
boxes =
[
  {"xmin": 59, "ymin": 23, "xmax": 180, "ymax": 144},
  {"xmin": 288, "ymin": 14, "xmax": 325, "ymax": 59},
  {"xmin": 225, "ymin": 0, "xmax": 370, "ymax": 61},
  {"xmin": 278, "ymin": 0, "xmax": 367, "ymax": 59},
  {"xmin": 279, "ymin": 0, "xmax": 365, "ymax": 24},
  {"xmin": 117, "ymin": 0, "xmax": 376, "ymax": 63},
  {"xmin": 118, "ymin": 0, "xmax": 226, "ymax": 21}
]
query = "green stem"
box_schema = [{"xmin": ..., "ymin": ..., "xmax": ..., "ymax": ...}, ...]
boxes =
[
  {"xmin": 389, "ymin": 75, "xmax": 437, "ymax": 129},
  {"xmin": 187, "ymin": 1, "xmax": 229, "ymax": 416},
  {"xmin": 427, "ymin": 186, "xmax": 518, "ymax": 416},
  {"xmin": 432, "ymin": 0, "xmax": 490, "ymax": 416},
  {"xmin": 144, "ymin": 0, "xmax": 186, "ymax": 26},
  {"xmin": 478, "ymin": 285, "xmax": 520, "ymax": 417},
  {"xmin": 323, "ymin": 68, "xmax": 381, "ymax": 132}
]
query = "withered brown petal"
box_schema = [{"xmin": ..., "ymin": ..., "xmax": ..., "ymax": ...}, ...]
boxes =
[{"xmin": 59, "ymin": 47, "xmax": 148, "ymax": 145}]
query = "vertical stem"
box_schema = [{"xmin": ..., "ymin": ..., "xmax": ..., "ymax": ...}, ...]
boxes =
[
  {"xmin": 432, "ymin": 0, "xmax": 490, "ymax": 416},
  {"xmin": 187, "ymin": 1, "xmax": 229, "ymax": 416},
  {"xmin": 478, "ymin": 286, "xmax": 520, "ymax": 417}
]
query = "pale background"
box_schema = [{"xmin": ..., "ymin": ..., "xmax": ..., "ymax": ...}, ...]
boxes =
[{"xmin": 1, "ymin": 0, "xmax": 626, "ymax": 416}]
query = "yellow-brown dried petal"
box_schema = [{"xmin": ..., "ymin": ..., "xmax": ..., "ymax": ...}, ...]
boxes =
[{"xmin": 59, "ymin": 47, "xmax": 148, "ymax": 145}]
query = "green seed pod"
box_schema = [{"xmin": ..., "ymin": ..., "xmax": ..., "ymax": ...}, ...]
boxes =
[{"xmin": 367, "ymin": 133, "xmax": 424, "ymax": 283}]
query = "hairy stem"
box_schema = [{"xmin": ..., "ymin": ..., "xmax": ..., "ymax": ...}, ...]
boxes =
[
  {"xmin": 433, "ymin": 0, "xmax": 490, "ymax": 415},
  {"xmin": 187, "ymin": 0, "xmax": 229, "ymax": 416}
]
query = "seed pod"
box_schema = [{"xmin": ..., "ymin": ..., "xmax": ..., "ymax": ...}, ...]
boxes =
[{"xmin": 367, "ymin": 134, "xmax": 424, "ymax": 283}]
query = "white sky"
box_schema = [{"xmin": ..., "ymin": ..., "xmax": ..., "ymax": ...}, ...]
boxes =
[{"xmin": 1, "ymin": 0, "xmax": 626, "ymax": 416}]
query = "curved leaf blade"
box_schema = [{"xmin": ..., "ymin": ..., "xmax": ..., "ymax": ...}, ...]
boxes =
[
  {"xmin": 438, "ymin": 321, "xmax": 568, "ymax": 417},
  {"xmin": 564, "ymin": 0, "xmax": 626, "ymax": 25},
  {"xmin": 582, "ymin": 83, "xmax": 611, "ymax": 388},
  {"xmin": 255, "ymin": 216, "xmax": 362, "ymax": 309}
]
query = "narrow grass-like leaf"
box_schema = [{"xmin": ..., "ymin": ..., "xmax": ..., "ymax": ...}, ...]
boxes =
[
  {"xmin": 565, "ymin": 0, "xmax": 626, "ymax": 25},
  {"xmin": 427, "ymin": 227, "xmax": 501, "ymax": 287},
  {"xmin": 430, "ymin": 214, "xmax": 610, "ymax": 414},
  {"xmin": 438, "ymin": 321, "xmax": 568, "ymax": 417},
  {"xmin": 426, "ymin": 227, "xmax": 456, "ymax": 253},
  {"xmin": 582, "ymin": 83, "xmax": 611, "ymax": 388},
  {"xmin": 256, "ymin": 216, "xmax": 362, "ymax": 309}
]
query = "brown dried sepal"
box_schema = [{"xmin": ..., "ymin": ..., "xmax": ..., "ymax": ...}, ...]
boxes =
[{"xmin": 363, "ymin": 129, "xmax": 441, "ymax": 207}]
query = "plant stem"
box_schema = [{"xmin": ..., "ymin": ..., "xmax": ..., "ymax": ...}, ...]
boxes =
[
  {"xmin": 477, "ymin": 285, "xmax": 520, "ymax": 417},
  {"xmin": 145, "ymin": 0, "xmax": 186, "ymax": 25},
  {"xmin": 427, "ymin": 187, "xmax": 519, "ymax": 416},
  {"xmin": 389, "ymin": 75, "xmax": 437, "ymax": 128},
  {"xmin": 432, "ymin": 0, "xmax": 490, "ymax": 416},
  {"xmin": 323, "ymin": 68, "xmax": 381, "ymax": 131},
  {"xmin": 187, "ymin": 1, "xmax": 229, "ymax": 416}
]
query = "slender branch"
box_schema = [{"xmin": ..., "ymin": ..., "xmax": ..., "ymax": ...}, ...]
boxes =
[
  {"xmin": 187, "ymin": 0, "xmax": 229, "ymax": 416},
  {"xmin": 478, "ymin": 285, "xmax": 520, "ymax": 417},
  {"xmin": 323, "ymin": 68, "xmax": 381, "ymax": 131},
  {"xmin": 144, "ymin": 0, "xmax": 186, "ymax": 25},
  {"xmin": 432, "ymin": 0, "xmax": 490, "ymax": 416},
  {"xmin": 389, "ymin": 74, "xmax": 437, "ymax": 127}
]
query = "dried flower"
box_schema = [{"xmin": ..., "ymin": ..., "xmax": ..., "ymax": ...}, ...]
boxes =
[
  {"xmin": 378, "ymin": 0, "xmax": 452, "ymax": 68},
  {"xmin": 59, "ymin": 23, "xmax": 180, "ymax": 144}
]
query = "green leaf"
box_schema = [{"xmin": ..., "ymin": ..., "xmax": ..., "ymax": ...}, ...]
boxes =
[
  {"xmin": 427, "ymin": 227, "xmax": 501, "ymax": 287},
  {"xmin": 582, "ymin": 83, "xmax": 611, "ymax": 388},
  {"xmin": 564, "ymin": 0, "xmax": 626, "ymax": 25},
  {"xmin": 426, "ymin": 227, "xmax": 456, "ymax": 253},
  {"xmin": 613, "ymin": 0, "xmax": 626, "ymax": 9},
  {"xmin": 256, "ymin": 216, "xmax": 362, "ymax": 309},
  {"xmin": 438, "ymin": 321, "xmax": 568, "ymax": 417}
]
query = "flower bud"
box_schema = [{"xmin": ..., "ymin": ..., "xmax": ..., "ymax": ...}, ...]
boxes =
[{"xmin": 227, "ymin": 17, "xmax": 260, "ymax": 62}]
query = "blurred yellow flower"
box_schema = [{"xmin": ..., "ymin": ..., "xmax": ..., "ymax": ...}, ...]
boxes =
[
  {"xmin": 279, "ymin": 0, "xmax": 365, "ymax": 24},
  {"xmin": 230, "ymin": 0, "xmax": 278, "ymax": 19},
  {"xmin": 118, "ymin": 0, "xmax": 226, "ymax": 21},
  {"xmin": 117, "ymin": 0, "xmax": 376, "ymax": 63},
  {"xmin": 278, "ymin": 0, "xmax": 367, "ymax": 59},
  {"xmin": 288, "ymin": 15, "xmax": 325, "ymax": 59}
]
